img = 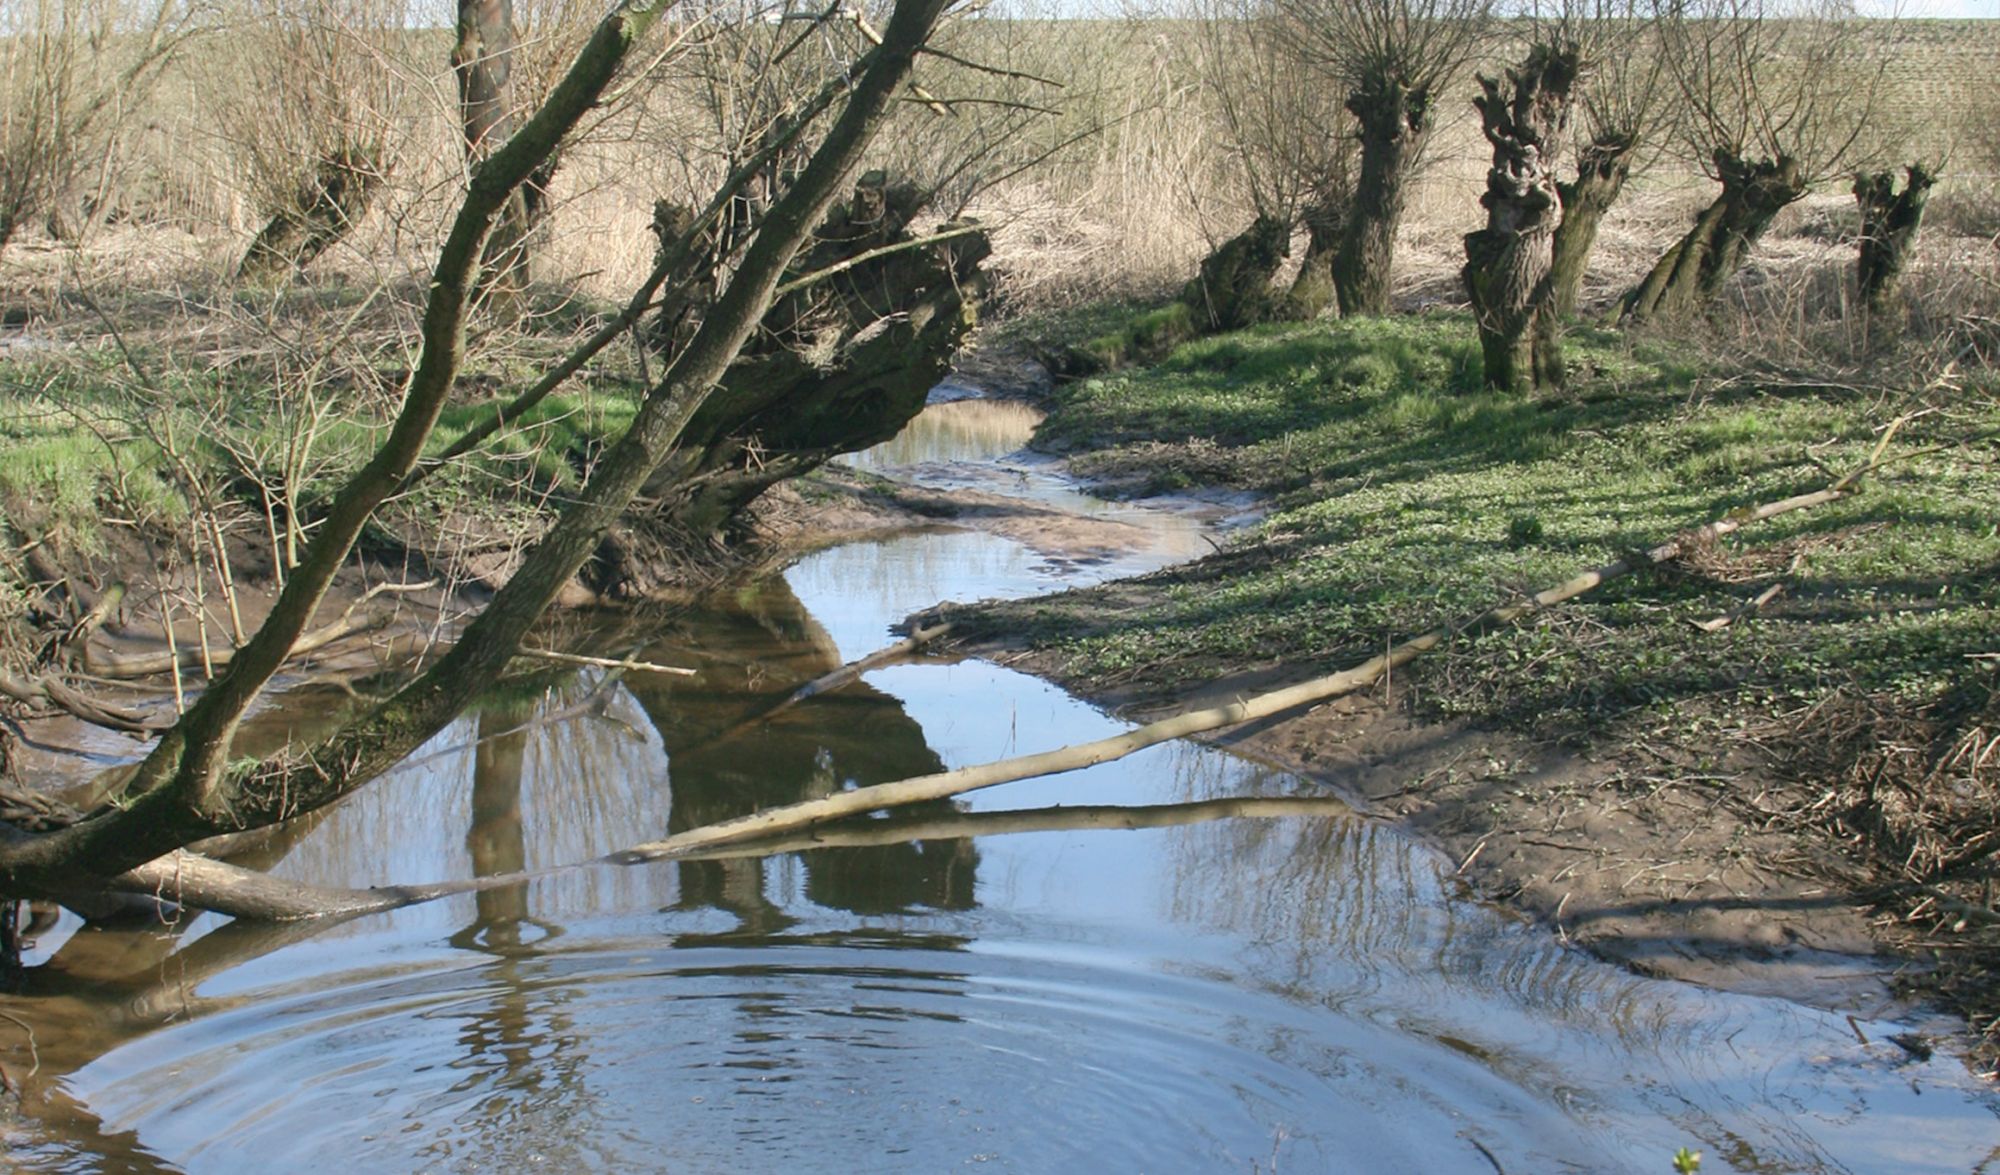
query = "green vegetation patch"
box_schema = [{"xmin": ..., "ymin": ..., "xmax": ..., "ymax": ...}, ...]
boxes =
[
  {"xmin": 1004, "ymin": 313, "xmax": 1998, "ymax": 740},
  {"xmin": 0, "ymin": 347, "xmax": 643, "ymax": 559}
]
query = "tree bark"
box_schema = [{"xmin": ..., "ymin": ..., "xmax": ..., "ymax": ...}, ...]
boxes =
[
  {"xmin": 1549, "ymin": 130, "xmax": 1637, "ymax": 317},
  {"xmin": 1180, "ymin": 213, "xmax": 1290, "ymax": 332},
  {"xmin": 1334, "ymin": 75, "xmax": 1430, "ymax": 317},
  {"xmin": 1621, "ymin": 150, "xmax": 1806, "ymax": 324},
  {"xmin": 237, "ymin": 149, "xmax": 382, "ymax": 283},
  {"xmin": 454, "ymin": 0, "xmax": 538, "ymax": 298},
  {"xmin": 1284, "ymin": 197, "xmax": 1345, "ymax": 320},
  {"xmin": 1463, "ymin": 46, "xmax": 1579, "ymax": 394},
  {"xmin": 1854, "ymin": 163, "xmax": 1935, "ymax": 325},
  {"xmin": 0, "ymin": 0, "xmax": 952, "ymax": 896}
]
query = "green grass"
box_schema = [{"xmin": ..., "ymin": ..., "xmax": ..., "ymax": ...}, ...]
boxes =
[
  {"xmin": 0, "ymin": 349, "xmax": 643, "ymax": 556},
  {"xmin": 0, "ymin": 390, "xmax": 179, "ymax": 547},
  {"xmin": 1003, "ymin": 312, "xmax": 2000, "ymax": 739}
]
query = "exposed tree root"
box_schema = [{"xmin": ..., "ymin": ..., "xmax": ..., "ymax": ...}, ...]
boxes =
[
  {"xmin": 0, "ymin": 669, "xmax": 161, "ymax": 734},
  {"xmin": 80, "ymin": 599, "xmax": 399, "ymax": 680}
]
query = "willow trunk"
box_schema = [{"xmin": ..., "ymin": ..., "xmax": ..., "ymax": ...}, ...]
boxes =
[
  {"xmin": 1621, "ymin": 151, "xmax": 1805, "ymax": 324},
  {"xmin": 1462, "ymin": 47, "xmax": 1579, "ymax": 393},
  {"xmin": 1334, "ymin": 79, "xmax": 1429, "ymax": 317}
]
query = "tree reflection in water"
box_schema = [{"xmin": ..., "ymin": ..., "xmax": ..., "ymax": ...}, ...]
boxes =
[{"xmin": 615, "ymin": 575, "xmax": 979, "ymax": 937}]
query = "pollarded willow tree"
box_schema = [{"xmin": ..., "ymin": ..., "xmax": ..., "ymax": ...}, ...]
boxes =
[
  {"xmin": 0, "ymin": 0, "xmax": 185, "ymax": 254},
  {"xmin": 1462, "ymin": 38, "xmax": 1582, "ymax": 392},
  {"xmin": 1546, "ymin": 0, "xmax": 1668, "ymax": 316},
  {"xmin": 1619, "ymin": 0, "xmax": 1887, "ymax": 324},
  {"xmin": 0, "ymin": 0, "xmax": 966, "ymax": 916},
  {"xmin": 222, "ymin": 0, "xmax": 414, "ymax": 282},
  {"xmin": 1275, "ymin": 0, "xmax": 1493, "ymax": 317},
  {"xmin": 1852, "ymin": 162, "xmax": 1935, "ymax": 326},
  {"xmin": 1182, "ymin": 0, "xmax": 1354, "ymax": 325}
]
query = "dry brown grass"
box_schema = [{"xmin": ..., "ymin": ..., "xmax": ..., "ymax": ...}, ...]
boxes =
[
  {"xmin": 0, "ymin": 9, "xmax": 1990, "ymax": 386},
  {"xmin": 7, "ymin": 14, "xmax": 1991, "ymax": 338}
]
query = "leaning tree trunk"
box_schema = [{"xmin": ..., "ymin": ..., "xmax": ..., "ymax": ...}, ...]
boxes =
[
  {"xmin": 595, "ymin": 170, "xmax": 991, "ymax": 595},
  {"xmin": 454, "ymin": 0, "xmax": 537, "ymax": 298},
  {"xmin": 1463, "ymin": 46, "xmax": 1580, "ymax": 394},
  {"xmin": 1180, "ymin": 213, "xmax": 1290, "ymax": 333},
  {"xmin": 1854, "ymin": 163, "xmax": 1935, "ymax": 328},
  {"xmin": 1548, "ymin": 130, "xmax": 1637, "ymax": 317},
  {"xmin": 1334, "ymin": 76, "xmax": 1430, "ymax": 317},
  {"xmin": 1285, "ymin": 198, "xmax": 1346, "ymax": 320},
  {"xmin": 1621, "ymin": 151, "xmax": 1806, "ymax": 324},
  {"xmin": 237, "ymin": 150, "xmax": 382, "ymax": 283},
  {"xmin": 0, "ymin": 0, "xmax": 951, "ymax": 899}
]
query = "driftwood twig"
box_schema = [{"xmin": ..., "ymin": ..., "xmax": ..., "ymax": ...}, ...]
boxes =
[
  {"xmin": 1694, "ymin": 582, "xmax": 1784, "ymax": 632},
  {"xmin": 515, "ymin": 647, "xmax": 696, "ymax": 676}
]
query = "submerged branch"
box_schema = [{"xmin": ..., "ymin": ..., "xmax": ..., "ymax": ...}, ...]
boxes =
[
  {"xmin": 654, "ymin": 795, "xmax": 1362, "ymax": 862},
  {"xmin": 770, "ymin": 621, "xmax": 953, "ymax": 716},
  {"xmin": 611, "ymin": 480, "xmax": 1864, "ymax": 863},
  {"xmin": 66, "ymin": 795, "xmax": 1360, "ymax": 922}
]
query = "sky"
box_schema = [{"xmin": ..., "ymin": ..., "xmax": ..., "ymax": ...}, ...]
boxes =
[{"xmin": 1861, "ymin": 0, "xmax": 1997, "ymax": 14}]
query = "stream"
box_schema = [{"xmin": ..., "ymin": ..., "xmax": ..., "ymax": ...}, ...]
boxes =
[{"xmin": 3, "ymin": 386, "xmax": 1997, "ymax": 1172}]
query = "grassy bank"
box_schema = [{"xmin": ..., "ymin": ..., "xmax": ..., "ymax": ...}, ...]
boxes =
[
  {"xmin": 0, "ymin": 309, "xmax": 643, "ymax": 561},
  {"xmin": 972, "ymin": 311, "xmax": 2000, "ymax": 1059},
  {"xmin": 0, "ymin": 289, "xmax": 664, "ymax": 690},
  {"xmin": 1017, "ymin": 315, "xmax": 1993, "ymax": 706}
]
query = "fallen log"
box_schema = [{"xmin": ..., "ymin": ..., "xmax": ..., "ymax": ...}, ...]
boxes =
[
  {"xmin": 0, "ymin": 668, "xmax": 161, "ymax": 734},
  {"xmin": 612, "ymin": 482, "xmax": 1856, "ymax": 863},
  {"xmin": 650, "ymin": 794, "xmax": 1360, "ymax": 862},
  {"xmin": 113, "ymin": 850, "xmax": 414, "ymax": 920},
  {"xmin": 81, "ymin": 608, "xmax": 395, "ymax": 680},
  {"xmin": 30, "ymin": 795, "xmax": 1359, "ymax": 926},
  {"xmin": 0, "ymin": 820, "xmax": 404, "ymax": 920}
]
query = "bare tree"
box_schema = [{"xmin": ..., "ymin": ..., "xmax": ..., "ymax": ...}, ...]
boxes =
[
  {"xmin": 222, "ymin": 0, "xmax": 413, "ymax": 282},
  {"xmin": 1463, "ymin": 39, "xmax": 1582, "ymax": 392},
  {"xmin": 1546, "ymin": 0, "xmax": 1667, "ymax": 315},
  {"xmin": 1853, "ymin": 161, "xmax": 1934, "ymax": 329},
  {"xmin": 1185, "ymin": 0, "xmax": 1354, "ymax": 320},
  {"xmin": 1620, "ymin": 0, "xmax": 1887, "ymax": 324},
  {"xmin": 454, "ymin": 0, "xmax": 544, "ymax": 296},
  {"xmin": 0, "ymin": 0, "xmax": 184, "ymax": 255},
  {"xmin": 0, "ymin": 0, "xmax": 960, "ymax": 914},
  {"xmin": 1276, "ymin": 0, "xmax": 1493, "ymax": 316}
]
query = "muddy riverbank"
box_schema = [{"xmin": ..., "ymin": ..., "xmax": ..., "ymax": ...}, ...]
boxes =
[
  {"xmin": 946, "ymin": 316, "xmax": 2000, "ymax": 1074},
  {"xmin": 5, "ymin": 379, "xmax": 1997, "ymax": 1171}
]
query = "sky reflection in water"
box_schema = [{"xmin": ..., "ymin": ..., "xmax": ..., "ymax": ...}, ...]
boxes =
[{"xmin": 5, "ymin": 398, "xmax": 1996, "ymax": 1173}]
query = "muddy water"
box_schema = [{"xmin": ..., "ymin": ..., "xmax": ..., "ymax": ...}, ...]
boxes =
[{"xmin": 4, "ymin": 396, "xmax": 1997, "ymax": 1172}]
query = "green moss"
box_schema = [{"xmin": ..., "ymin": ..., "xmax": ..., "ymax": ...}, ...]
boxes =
[{"xmin": 1070, "ymin": 301, "xmax": 1199, "ymax": 372}]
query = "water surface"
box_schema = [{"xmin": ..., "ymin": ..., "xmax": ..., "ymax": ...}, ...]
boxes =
[{"xmin": 3, "ymin": 393, "xmax": 1994, "ymax": 1173}]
